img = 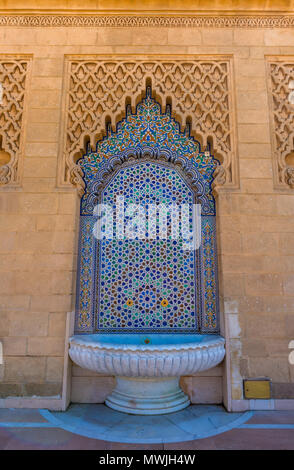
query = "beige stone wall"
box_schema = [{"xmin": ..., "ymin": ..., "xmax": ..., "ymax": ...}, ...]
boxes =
[
  {"xmin": 1, "ymin": 0, "xmax": 294, "ymax": 12},
  {"xmin": 71, "ymin": 365, "xmax": 224, "ymax": 405},
  {"xmin": 0, "ymin": 6, "xmax": 294, "ymax": 405}
]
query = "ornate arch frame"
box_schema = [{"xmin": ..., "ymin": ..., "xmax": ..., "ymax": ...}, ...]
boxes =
[
  {"xmin": 75, "ymin": 88, "xmax": 220, "ymax": 334},
  {"xmin": 58, "ymin": 55, "xmax": 238, "ymax": 195}
]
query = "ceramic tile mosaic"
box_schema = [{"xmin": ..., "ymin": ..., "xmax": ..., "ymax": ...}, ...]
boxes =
[
  {"xmin": 75, "ymin": 88, "xmax": 219, "ymax": 334},
  {"xmin": 80, "ymin": 87, "xmax": 217, "ymax": 217},
  {"xmin": 96, "ymin": 162, "xmax": 198, "ymax": 331}
]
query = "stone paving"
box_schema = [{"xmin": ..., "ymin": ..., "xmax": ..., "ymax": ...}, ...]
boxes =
[{"xmin": 0, "ymin": 405, "xmax": 293, "ymax": 450}]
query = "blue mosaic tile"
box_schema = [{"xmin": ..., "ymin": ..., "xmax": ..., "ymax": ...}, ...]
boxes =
[
  {"xmin": 95, "ymin": 162, "xmax": 198, "ymax": 331},
  {"xmin": 79, "ymin": 87, "xmax": 217, "ymax": 217},
  {"xmin": 75, "ymin": 88, "xmax": 219, "ymax": 334}
]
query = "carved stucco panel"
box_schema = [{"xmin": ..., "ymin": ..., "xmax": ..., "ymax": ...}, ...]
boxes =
[
  {"xmin": 0, "ymin": 15, "xmax": 294, "ymax": 28},
  {"xmin": 267, "ymin": 57, "xmax": 294, "ymax": 190},
  {"xmin": 0, "ymin": 56, "xmax": 32, "ymax": 186},
  {"xmin": 59, "ymin": 56, "xmax": 238, "ymax": 196}
]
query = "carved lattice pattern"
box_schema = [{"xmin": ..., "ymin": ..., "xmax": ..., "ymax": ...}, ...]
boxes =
[
  {"xmin": 60, "ymin": 57, "xmax": 237, "ymax": 195},
  {"xmin": 268, "ymin": 59, "xmax": 294, "ymax": 189},
  {"xmin": 0, "ymin": 56, "xmax": 31, "ymax": 185},
  {"xmin": 0, "ymin": 15, "xmax": 294, "ymax": 28}
]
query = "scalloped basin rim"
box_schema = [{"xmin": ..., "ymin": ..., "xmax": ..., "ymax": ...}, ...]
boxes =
[
  {"xmin": 69, "ymin": 333, "xmax": 225, "ymax": 352},
  {"xmin": 69, "ymin": 332, "xmax": 226, "ymax": 413}
]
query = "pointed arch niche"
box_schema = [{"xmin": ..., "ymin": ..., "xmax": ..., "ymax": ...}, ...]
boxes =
[{"xmin": 75, "ymin": 88, "xmax": 220, "ymax": 335}]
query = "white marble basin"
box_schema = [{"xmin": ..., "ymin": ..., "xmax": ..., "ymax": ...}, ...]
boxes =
[{"xmin": 69, "ymin": 334, "xmax": 225, "ymax": 415}]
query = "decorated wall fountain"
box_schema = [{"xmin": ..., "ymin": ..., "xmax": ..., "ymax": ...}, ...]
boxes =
[{"xmin": 69, "ymin": 88, "xmax": 225, "ymax": 414}]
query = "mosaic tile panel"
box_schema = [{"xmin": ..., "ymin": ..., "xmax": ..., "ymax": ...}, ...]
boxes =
[
  {"xmin": 95, "ymin": 162, "xmax": 198, "ymax": 332},
  {"xmin": 79, "ymin": 88, "xmax": 217, "ymax": 217},
  {"xmin": 76, "ymin": 216, "xmax": 96, "ymax": 331},
  {"xmin": 75, "ymin": 88, "xmax": 219, "ymax": 334},
  {"xmin": 200, "ymin": 216, "xmax": 218, "ymax": 331}
]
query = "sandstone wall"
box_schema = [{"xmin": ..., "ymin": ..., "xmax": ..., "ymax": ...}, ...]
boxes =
[{"xmin": 0, "ymin": 8, "xmax": 293, "ymax": 407}]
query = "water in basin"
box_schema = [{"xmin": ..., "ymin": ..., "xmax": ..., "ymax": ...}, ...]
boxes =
[
  {"xmin": 74, "ymin": 333, "xmax": 220, "ymax": 347},
  {"xmin": 69, "ymin": 332, "xmax": 225, "ymax": 414}
]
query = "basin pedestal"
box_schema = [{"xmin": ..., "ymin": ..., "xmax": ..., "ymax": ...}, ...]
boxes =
[
  {"xmin": 105, "ymin": 376, "xmax": 190, "ymax": 415},
  {"xmin": 68, "ymin": 333, "xmax": 225, "ymax": 416}
]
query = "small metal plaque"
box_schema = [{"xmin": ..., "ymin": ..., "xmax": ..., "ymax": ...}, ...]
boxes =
[{"xmin": 244, "ymin": 379, "xmax": 271, "ymax": 399}]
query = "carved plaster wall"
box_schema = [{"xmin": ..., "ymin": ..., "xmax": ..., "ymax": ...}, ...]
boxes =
[
  {"xmin": 59, "ymin": 56, "xmax": 238, "ymax": 196},
  {"xmin": 0, "ymin": 56, "xmax": 32, "ymax": 186},
  {"xmin": 1, "ymin": 14, "xmax": 294, "ymax": 28},
  {"xmin": 267, "ymin": 57, "xmax": 294, "ymax": 190}
]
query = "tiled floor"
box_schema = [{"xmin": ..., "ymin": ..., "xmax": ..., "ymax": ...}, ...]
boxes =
[
  {"xmin": 42, "ymin": 404, "xmax": 253, "ymax": 443},
  {"xmin": 0, "ymin": 406, "xmax": 294, "ymax": 450}
]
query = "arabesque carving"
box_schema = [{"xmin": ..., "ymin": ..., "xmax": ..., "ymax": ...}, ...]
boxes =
[
  {"xmin": 286, "ymin": 167, "xmax": 294, "ymax": 188},
  {"xmin": 267, "ymin": 59, "xmax": 294, "ymax": 189},
  {"xmin": 0, "ymin": 57, "xmax": 31, "ymax": 186},
  {"xmin": 0, "ymin": 14, "xmax": 294, "ymax": 28},
  {"xmin": 59, "ymin": 57, "xmax": 237, "ymax": 195}
]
